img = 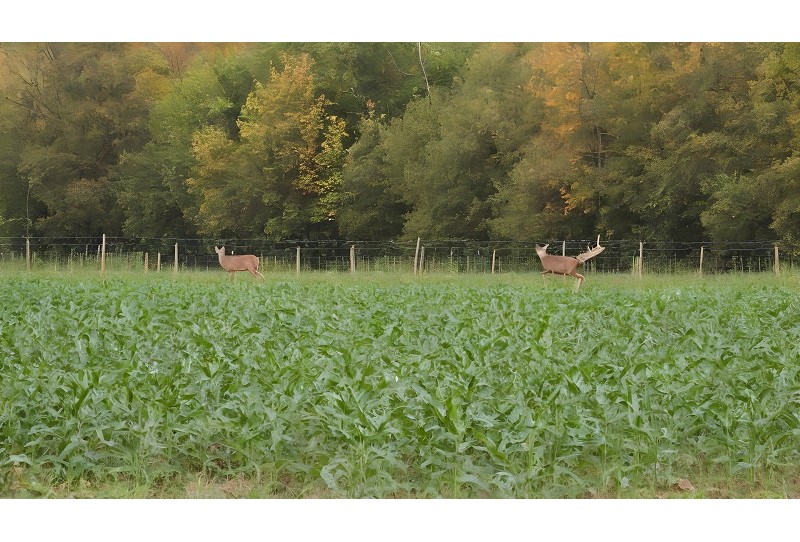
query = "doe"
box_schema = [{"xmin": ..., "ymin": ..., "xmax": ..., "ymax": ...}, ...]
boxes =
[{"xmin": 214, "ymin": 246, "xmax": 265, "ymax": 279}]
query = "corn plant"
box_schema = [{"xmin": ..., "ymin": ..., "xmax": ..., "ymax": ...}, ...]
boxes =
[{"xmin": 1, "ymin": 275, "xmax": 799, "ymax": 497}]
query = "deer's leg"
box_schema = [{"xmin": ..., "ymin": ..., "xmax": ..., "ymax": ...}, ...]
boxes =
[
  {"xmin": 247, "ymin": 266, "xmax": 265, "ymax": 279},
  {"xmin": 571, "ymin": 271, "xmax": 584, "ymax": 289}
]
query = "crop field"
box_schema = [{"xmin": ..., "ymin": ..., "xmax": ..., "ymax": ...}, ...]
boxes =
[{"xmin": 1, "ymin": 270, "xmax": 800, "ymax": 498}]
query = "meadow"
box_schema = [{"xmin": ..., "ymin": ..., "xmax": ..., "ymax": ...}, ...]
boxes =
[{"xmin": 1, "ymin": 269, "xmax": 799, "ymax": 498}]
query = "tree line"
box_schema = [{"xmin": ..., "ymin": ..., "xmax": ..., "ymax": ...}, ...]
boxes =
[{"xmin": 1, "ymin": 42, "xmax": 799, "ymax": 245}]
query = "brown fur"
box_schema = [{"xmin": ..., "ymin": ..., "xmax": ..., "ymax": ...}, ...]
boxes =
[
  {"xmin": 535, "ymin": 239, "xmax": 604, "ymax": 289},
  {"xmin": 214, "ymin": 246, "xmax": 264, "ymax": 279}
]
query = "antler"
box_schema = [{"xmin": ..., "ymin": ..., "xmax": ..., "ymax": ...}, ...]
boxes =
[{"xmin": 575, "ymin": 235, "xmax": 605, "ymax": 263}]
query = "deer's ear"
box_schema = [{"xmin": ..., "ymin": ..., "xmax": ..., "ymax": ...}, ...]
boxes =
[{"xmin": 543, "ymin": 244, "xmax": 549, "ymax": 250}]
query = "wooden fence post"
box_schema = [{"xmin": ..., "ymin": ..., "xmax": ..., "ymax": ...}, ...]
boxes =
[
  {"xmin": 157, "ymin": 252, "xmax": 161, "ymax": 272},
  {"xmin": 491, "ymin": 249, "xmax": 496, "ymax": 274},
  {"xmin": 101, "ymin": 234, "xmax": 107, "ymax": 275},
  {"xmin": 638, "ymin": 241, "xmax": 644, "ymax": 277},
  {"xmin": 699, "ymin": 246, "xmax": 704, "ymax": 276},
  {"xmin": 173, "ymin": 243, "xmax": 178, "ymax": 275},
  {"xmin": 350, "ymin": 245, "xmax": 356, "ymax": 273},
  {"xmin": 25, "ymin": 237, "xmax": 31, "ymax": 272},
  {"xmin": 562, "ymin": 240, "xmax": 566, "ymax": 257},
  {"xmin": 296, "ymin": 246, "xmax": 301, "ymax": 275},
  {"xmin": 144, "ymin": 252, "xmax": 149, "ymax": 274},
  {"xmin": 413, "ymin": 237, "xmax": 421, "ymax": 275}
]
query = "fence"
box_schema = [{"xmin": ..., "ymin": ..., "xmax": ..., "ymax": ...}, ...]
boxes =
[{"xmin": 0, "ymin": 237, "xmax": 797, "ymax": 276}]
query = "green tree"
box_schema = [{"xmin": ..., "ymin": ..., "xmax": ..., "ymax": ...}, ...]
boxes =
[
  {"xmin": 3, "ymin": 43, "xmax": 168, "ymax": 237},
  {"xmin": 187, "ymin": 54, "xmax": 348, "ymax": 239},
  {"xmin": 376, "ymin": 43, "xmax": 543, "ymax": 240},
  {"xmin": 114, "ymin": 46, "xmax": 254, "ymax": 238},
  {"xmin": 742, "ymin": 44, "xmax": 800, "ymax": 243},
  {"xmin": 700, "ymin": 174, "xmax": 774, "ymax": 241},
  {"xmin": 5, "ymin": 41, "xmax": 800, "ymax": 246},
  {"xmin": 490, "ymin": 43, "xmax": 594, "ymax": 240},
  {"xmin": 632, "ymin": 44, "xmax": 762, "ymax": 240},
  {"xmin": 0, "ymin": 66, "xmax": 28, "ymax": 237},
  {"xmin": 490, "ymin": 43, "xmax": 783, "ymax": 243},
  {"xmin": 339, "ymin": 115, "xmax": 409, "ymax": 239}
]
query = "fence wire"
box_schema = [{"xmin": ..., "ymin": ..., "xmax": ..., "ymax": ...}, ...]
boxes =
[{"xmin": 0, "ymin": 237, "xmax": 796, "ymax": 275}]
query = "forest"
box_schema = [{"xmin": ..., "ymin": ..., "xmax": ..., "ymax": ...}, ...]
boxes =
[{"xmin": 1, "ymin": 42, "xmax": 799, "ymax": 244}]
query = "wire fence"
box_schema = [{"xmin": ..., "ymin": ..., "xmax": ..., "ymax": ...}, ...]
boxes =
[{"xmin": 0, "ymin": 237, "xmax": 797, "ymax": 276}]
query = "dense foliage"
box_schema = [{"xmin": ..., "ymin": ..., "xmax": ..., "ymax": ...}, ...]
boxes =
[
  {"xmin": 1, "ymin": 275, "xmax": 799, "ymax": 497},
  {"xmin": 2, "ymin": 43, "xmax": 800, "ymax": 243}
]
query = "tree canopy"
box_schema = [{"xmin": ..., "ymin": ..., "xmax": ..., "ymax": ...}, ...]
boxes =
[{"xmin": 2, "ymin": 42, "xmax": 799, "ymax": 244}]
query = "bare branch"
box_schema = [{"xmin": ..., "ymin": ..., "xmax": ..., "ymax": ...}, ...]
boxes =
[
  {"xmin": 418, "ymin": 42, "xmax": 431, "ymax": 103},
  {"xmin": 386, "ymin": 49, "xmax": 412, "ymax": 77}
]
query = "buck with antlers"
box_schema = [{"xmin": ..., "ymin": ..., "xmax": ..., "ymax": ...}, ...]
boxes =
[
  {"xmin": 535, "ymin": 236, "xmax": 605, "ymax": 289},
  {"xmin": 214, "ymin": 246, "xmax": 265, "ymax": 279}
]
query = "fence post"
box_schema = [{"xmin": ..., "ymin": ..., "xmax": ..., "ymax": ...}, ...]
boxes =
[
  {"xmin": 699, "ymin": 246, "xmax": 704, "ymax": 276},
  {"xmin": 157, "ymin": 252, "xmax": 161, "ymax": 272},
  {"xmin": 101, "ymin": 234, "xmax": 107, "ymax": 275},
  {"xmin": 25, "ymin": 237, "xmax": 31, "ymax": 272},
  {"xmin": 562, "ymin": 240, "xmax": 566, "ymax": 257},
  {"xmin": 774, "ymin": 245, "xmax": 780, "ymax": 276},
  {"xmin": 419, "ymin": 246, "xmax": 425, "ymax": 274},
  {"xmin": 173, "ymin": 243, "xmax": 178, "ymax": 275},
  {"xmin": 638, "ymin": 241, "xmax": 644, "ymax": 277},
  {"xmin": 296, "ymin": 246, "xmax": 301, "ymax": 275},
  {"xmin": 413, "ymin": 237, "xmax": 421, "ymax": 275},
  {"xmin": 350, "ymin": 245, "xmax": 356, "ymax": 273},
  {"xmin": 144, "ymin": 252, "xmax": 149, "ymax": 274},
  {"xmin": 491, "ymin": 249, "xmax": 496, "ymax": 274}
]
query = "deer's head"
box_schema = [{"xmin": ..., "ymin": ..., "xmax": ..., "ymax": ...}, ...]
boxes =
[{"xmin": 214, "ymin": 246, "xmax": 225, "ymax": 256}]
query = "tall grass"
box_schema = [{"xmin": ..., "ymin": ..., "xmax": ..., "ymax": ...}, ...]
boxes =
[{"xmin": 1, "ymin": 271, "xmax": 799, "ymax": 497}]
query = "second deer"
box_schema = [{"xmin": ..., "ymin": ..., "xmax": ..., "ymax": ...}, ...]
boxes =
[{"xmin": 535, "ymin": 236, "xmax": 605, "ymax": 289}]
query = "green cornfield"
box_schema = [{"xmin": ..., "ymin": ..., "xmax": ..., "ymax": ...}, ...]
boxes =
[{"xmin": 1, "ymin": 271, "xmax": 799, "ymax": 498}]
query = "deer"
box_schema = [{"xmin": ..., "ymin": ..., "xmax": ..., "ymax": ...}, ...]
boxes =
[
  {"xmin": 214, "ymin": 246, "xmax": 265, "ymax": 279},
  {"xmin": 535, "ymin": 236, "xmax": 605, "ymax": 290}
]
